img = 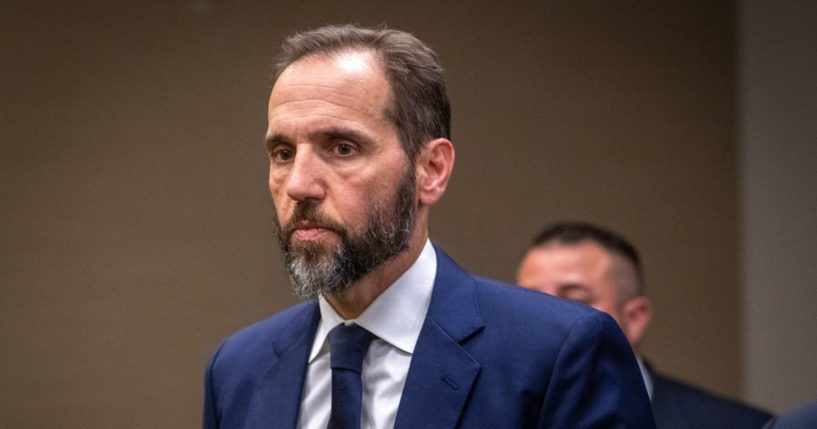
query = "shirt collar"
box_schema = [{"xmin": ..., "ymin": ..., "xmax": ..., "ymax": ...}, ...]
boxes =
[
  {"xmin": 636, "ymin": 356, "xmax": 654, "ymax": 400},
  {"xmin": 308, "ymin": 239, "xmax": 437, "ymax": 362}
]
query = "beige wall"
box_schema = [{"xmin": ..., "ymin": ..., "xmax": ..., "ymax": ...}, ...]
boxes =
[
  {"xmin": 1, "ymin": 1, "xmax": 743, "ymax": 426},
  {"xmin": 739, "ymin": 0, "xmax": 817, "ymax": 413}
]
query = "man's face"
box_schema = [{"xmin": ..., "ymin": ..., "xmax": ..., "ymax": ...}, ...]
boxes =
[
  {"xmin": 265, "ymin": 50, "xmax": 416, "ymax": 299},
  {"xmin": 516, "ymin": 241, "xmax": 627, "ymax": 326}
]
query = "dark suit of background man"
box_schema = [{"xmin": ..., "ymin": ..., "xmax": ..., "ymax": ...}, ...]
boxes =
[
  {"xmin": 516, "ymin": 222, "xmax": 774, "ymax": 429},
  {"xmin": 763, "ymin": 401, "xmax": 817, "ymax": 429},
  {"xmin": 203, "ymin": 25, "xmax": 655, "ymax": 428}
]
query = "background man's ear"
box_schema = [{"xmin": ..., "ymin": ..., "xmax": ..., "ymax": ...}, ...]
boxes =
[
  {"xmin": 622, "ymin": 296, "xmax": 652, "ymax": 350},
  {"xmin": 416, "ymin": 138, "xmax": 455, "ymax": 206}
]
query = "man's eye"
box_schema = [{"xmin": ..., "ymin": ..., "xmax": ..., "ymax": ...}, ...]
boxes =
[
  {"xmin": 336, "ymin": 143, "xmax": 354, "ymax": 155},
  {"xmin": 336, "ymin": 144, "xmax": 352, "ymax": 155},
  {"xmin": 559, "ymin": 290, "xmax": 592, "ymax": 305},
  {"xmin": 272, "ymin": 148, "xmax": 294, "ymax": 162}
]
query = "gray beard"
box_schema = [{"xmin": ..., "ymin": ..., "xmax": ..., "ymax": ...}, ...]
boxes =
[{"xmin": 274, "ymin": 170, "xmax": 416, "ymax": 300}]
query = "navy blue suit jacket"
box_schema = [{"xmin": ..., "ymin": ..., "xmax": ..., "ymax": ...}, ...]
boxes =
[
  {"xmin": 651, "ymin": 370, "xmax": 773, "ymax": 429},
  {"xmin": 203, "ymin": 247, "xmax": 655, "ymax": 428}
]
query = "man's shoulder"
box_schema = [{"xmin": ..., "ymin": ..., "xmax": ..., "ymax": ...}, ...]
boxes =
[
  {"xmin": 441, "ymin": 273, "xmax": 653, "ymax": 428},
  {"xmin": 209, "ymin": 301, "xmax": 318, "ymax": 372},
  {"xmin": 230, "ymin": 301, "xmax": 317, "ymax": 340},
  {"xmin": 433, "ymin": 245, "xmax": 599, "ymax": 325},
  {"xmin": 471, "ymin": 274, "xmax": 601, "ymax": 325},
  {"xmin": 652, "ymin": 371, "xmax": 773, "ymax": 427},
  {"xmin": 463, "ymin": 274, "xmax": 623, "ymax": 357}
]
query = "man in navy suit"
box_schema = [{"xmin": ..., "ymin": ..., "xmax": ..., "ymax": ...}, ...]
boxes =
[
  {"xmin": 516, "ymin": 222, "xmax": 773, "ymax": 429},
  {"xmin": 203, "ymin": 25, "xmax": 654, "ymax": 428}
]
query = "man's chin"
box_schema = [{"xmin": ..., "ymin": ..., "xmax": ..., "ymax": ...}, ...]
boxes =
[{"xmin": 289, "ymin": 239, "xmax": 336, "ymax": 263}]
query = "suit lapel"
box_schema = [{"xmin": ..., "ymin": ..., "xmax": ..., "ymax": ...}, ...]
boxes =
[
  {"xmin": 247, "ymin": 303, "xmax": 320, "ymax": 429},
  {"xmin": 394, "ymin": 247, "xmax": 484, "ymax": 429}
]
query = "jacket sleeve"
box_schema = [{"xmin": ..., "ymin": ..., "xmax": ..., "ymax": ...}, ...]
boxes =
[{"xmin": 539, "ymin": 311, "xmax": 656, "ymax": 428}]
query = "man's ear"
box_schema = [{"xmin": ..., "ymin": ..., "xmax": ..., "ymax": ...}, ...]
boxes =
[
  {"xmin": 621, "ymin": 296, "xmax": 652, "ymax": 350},
  {"xmin": 415, "ymin": 138, "xmax": 455, "ymax": 206}
]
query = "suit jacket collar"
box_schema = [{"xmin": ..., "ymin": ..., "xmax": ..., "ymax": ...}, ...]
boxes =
[
  {"xmin": 248, "ymin": 246, "xmax": 484, "ymax": 429},
  {"xmin": 426, "ymin": 246, "xmax": 485, "ymax": 341},
  {"xmin": 394, "ymin": 245, "xmax": 485, "ymax": 428},
  {"xmin": 247, "ymin": 302, "xmax": 320, "ymax": 428}
]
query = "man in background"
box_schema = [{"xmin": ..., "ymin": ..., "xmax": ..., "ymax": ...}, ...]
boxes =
[{"xmin": 516, "ymin": 222, "xmax": 773, "ymax": 429}]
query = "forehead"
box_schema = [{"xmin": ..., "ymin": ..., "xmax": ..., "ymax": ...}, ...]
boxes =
[
  {"xmin": 268, "ymin": 50, "xmax": 391, "ymax": 124},
  {"xmin": 519, "ymin": 241, "xmax": 615, "ymax": 285}
]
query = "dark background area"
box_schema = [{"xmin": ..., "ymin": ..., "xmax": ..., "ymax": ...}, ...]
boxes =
[{"xmin": 4, "ymin": 1, "xmax": 804, "ymax": 427}]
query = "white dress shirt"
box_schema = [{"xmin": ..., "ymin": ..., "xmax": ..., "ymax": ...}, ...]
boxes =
[
  {"xmin": 637, "ymin": 357, "xmax": 654, "ymax": 400},
  {"xmin": 297, "ymin": 239, "xmax": 437, "ymax": 429}
]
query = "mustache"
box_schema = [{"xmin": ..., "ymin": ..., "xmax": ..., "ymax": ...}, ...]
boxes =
[{"xmin": 280, "ymin": 203, "xmax": 346, "ymax": 240}]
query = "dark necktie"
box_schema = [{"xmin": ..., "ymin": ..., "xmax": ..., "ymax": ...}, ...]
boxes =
[{"xmin": 327, "ymin": 324, "xmax": 376, "ymax": 429}]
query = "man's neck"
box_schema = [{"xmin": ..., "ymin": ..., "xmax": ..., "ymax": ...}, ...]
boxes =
[{"xmin": 325, "ymin": 231, "xmax": 428, "ymax": 320}]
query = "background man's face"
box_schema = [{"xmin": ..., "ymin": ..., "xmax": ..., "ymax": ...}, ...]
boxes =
[
  {"xmin": 265, "ymin": 50, "xmax": 415, "ymax": 298},
  {"xmin": 516, "ymin": 241, "xmax": 626, "ymax": 326}
]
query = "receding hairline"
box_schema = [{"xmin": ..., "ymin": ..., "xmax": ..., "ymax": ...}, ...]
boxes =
[
  {"xmin": 272, "ymin": 45, "xmax": 387, "ymax": 85},
  {"xmin": 271, "ymin": 48, "xmax": 392, "ymax": 109}
]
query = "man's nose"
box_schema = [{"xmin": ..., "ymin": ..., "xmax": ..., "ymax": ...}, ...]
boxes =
[{"xmin": 284, "ymin": 149, "xmax": 326, "ymax": 203}]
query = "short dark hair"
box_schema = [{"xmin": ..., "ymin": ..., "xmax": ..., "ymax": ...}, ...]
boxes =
[
  {"xmin": 272, "ymin": 24, "xmax": 451, "ymax": 164},
  {"xmin": 529, "ymin": 222, "xmax": 644, "ymax": 294}
]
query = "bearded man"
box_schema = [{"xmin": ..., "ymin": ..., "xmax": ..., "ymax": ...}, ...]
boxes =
[{"xmin": 203, "ymin": 25, "xmax": 654, "ymax": 429}]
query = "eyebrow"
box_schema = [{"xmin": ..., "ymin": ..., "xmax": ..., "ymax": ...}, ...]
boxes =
[
  {"xmin": 264, "ymin": 126, "xmax": 373, "ymax": 152},
  {"xmin": 316, "ymin": 127, "xmax": 372, "ymax": 145},
  {"xmin": 264, "ymin": 133, "xmax": 287, "ymax": 152}
]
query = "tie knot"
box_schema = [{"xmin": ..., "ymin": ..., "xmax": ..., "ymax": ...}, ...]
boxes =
[{"xmin": 328, "ymin": 324, "xmax": 376, "ymax": 373}]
